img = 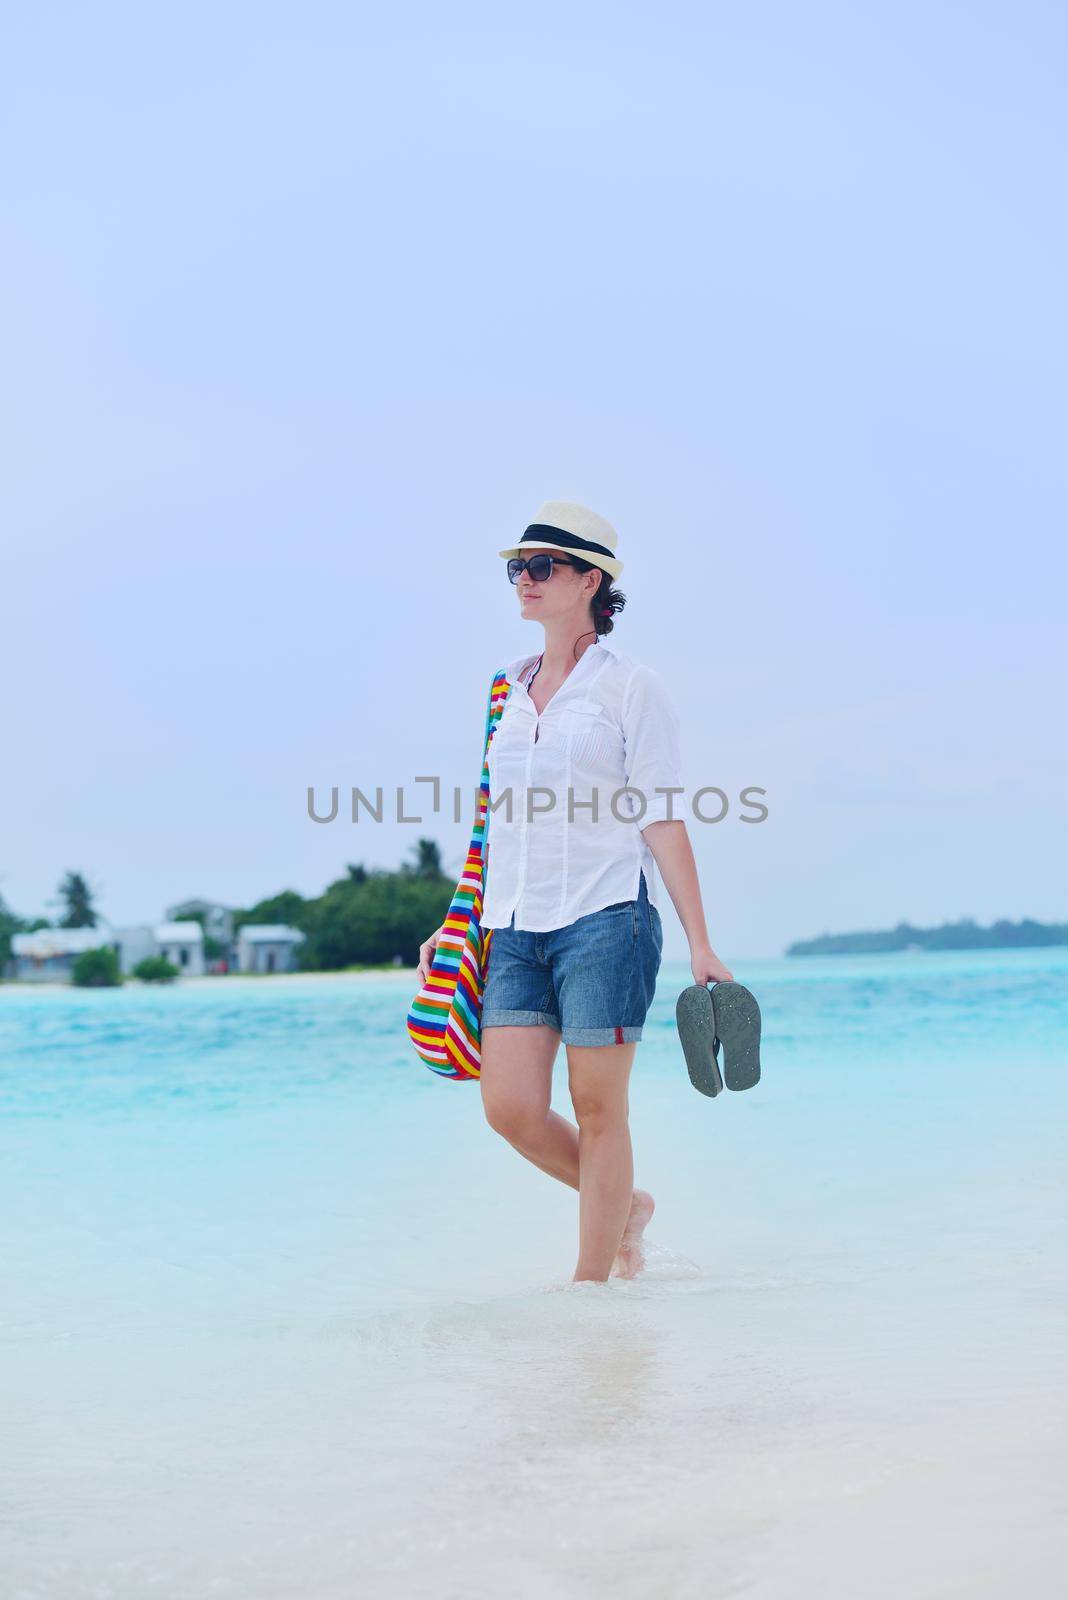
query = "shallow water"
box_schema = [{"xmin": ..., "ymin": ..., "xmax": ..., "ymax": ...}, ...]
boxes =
[{"xmin": 2, "ymin": 950, "xmax": 1066, "ymax": 1596}]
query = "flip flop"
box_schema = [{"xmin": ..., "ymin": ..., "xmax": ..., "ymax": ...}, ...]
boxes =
[
  {"xmin": 676, "ymin": 983, "xmax": 723, "ymax": 1096},
  {"xmin": 676, "ymin": 981, "xmax": 762, "ymax": 1096}
]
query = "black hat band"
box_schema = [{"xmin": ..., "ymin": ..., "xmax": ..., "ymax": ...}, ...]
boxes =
[{"xmin": 519, "ymin": 524, "xmax": 615, "ymax": 561}]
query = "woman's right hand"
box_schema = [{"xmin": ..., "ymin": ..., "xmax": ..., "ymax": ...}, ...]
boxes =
[{"xmin": 417, "ymin": 925, "xmax": 445, "ymax": 986}]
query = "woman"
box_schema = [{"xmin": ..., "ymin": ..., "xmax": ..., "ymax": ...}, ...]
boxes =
[{"xmin": 418, "ymin": 500, "xmax": 734, "ymax": 1283}]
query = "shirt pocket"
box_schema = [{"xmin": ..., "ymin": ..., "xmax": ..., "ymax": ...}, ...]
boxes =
[{"xmin": 562, "ymin": 698, "xmax": 624, "ymax": 776}]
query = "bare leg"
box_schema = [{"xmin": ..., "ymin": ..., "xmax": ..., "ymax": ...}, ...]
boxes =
[
  {"xmin": 615, "ymin": 1188, "xmax": 655, "ymax": 1278},
  {"xmin": 567, "ymin": 1042, "xmax": 643, "ymax": 1283},
  {"xmin": 480, "ymin": 1026, "xmax": 653, "ymax": 1277},
  {"xmin": 480, "ymin": 1024, "xmax": 578, "ymax": 1183}
]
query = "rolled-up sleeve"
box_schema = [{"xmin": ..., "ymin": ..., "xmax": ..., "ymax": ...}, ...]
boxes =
[{"xmin": 620, "ymin": 664, "xmax": 685, "ymax": 828}]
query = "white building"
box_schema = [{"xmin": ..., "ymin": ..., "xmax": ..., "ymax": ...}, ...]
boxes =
[
  {"xmin": 236, "ymin": 925, "xmax": 306, "ymax": 975},
  {"xmin": 153, "ymin": 921, "xmax": 205, "ymax": 976},
  {"xmin": 110, "ymin": 925, "xmax": 158, "ymax": 976},
  {"xmin": 8, "ymin": 928, "xmax": 115, "ymax": 982},
  {"xmin": 165, "ymin": 899, "xmax": 234, "ymax": 945}
]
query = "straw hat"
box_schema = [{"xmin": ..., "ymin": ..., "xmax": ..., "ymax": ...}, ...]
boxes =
[{"xmin": 498, "ymin": 499, "xmax": 623, "ymax": 580}]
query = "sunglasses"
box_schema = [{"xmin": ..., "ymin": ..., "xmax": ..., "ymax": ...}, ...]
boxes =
[{"xmin": 506, "ymin": 553, "xmax": 583, "ymax": 584}]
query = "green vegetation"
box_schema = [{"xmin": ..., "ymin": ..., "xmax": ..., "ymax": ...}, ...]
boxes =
[
  {"xmin": 71, "ymin": 946, "xmax": 123, "ymax": 986},
  {"xmin": 2, "ymin": 839, "xmax": 460, "ymax": 979},
  {"xmin": 57, "ymin": 870, "xmax": 99, "ymax": 928},
  {"xmin": 232, "ymin": 839, "xmax": 453, "ymax": 970},
  {"xmin": 233, "ymin": 889, "xmax": 308, "ymax": 938},
  {"xmin": 132, "ymin": 955, "xmax": 180, "ymax": 983},
  {"xmin": 0, "ymin": 891, "xmax": 47, "ymax": 971},
  {"xmin": 7, "ymin": 851, "xmax": 1066, "ymax": 979},
  {"xmin": 787, "ymin": 917, "xmax": 1068, "ymax": 956},
  {"xmin": 0, "ymin": 893, "xmax": 20, "ymax": 971}
]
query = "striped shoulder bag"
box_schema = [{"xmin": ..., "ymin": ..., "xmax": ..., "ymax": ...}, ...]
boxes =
[{"xmin": 406, "ymin": 667, "xmax": 513, "ymax": 1080}]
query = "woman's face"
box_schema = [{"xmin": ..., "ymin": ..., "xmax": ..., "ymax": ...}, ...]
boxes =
[{"xmin": 513, "ymin": 547, "xmax": 598, "ymax": 622}]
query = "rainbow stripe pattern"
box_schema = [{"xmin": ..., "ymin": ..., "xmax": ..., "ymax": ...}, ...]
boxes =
[{"xmin": 406, "ymin": 668, "xmax": 513, "ymax": 1079}]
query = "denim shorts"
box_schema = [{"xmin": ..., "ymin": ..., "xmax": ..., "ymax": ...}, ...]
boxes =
[{"xmin": 481, "ymin": 869, "xmax": 664, "ymax": 1046}]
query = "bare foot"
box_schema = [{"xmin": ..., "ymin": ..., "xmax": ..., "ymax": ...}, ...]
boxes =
[{"xmin": 613, "ymin": 1188, "xmax": 655, "ymax": 1279}]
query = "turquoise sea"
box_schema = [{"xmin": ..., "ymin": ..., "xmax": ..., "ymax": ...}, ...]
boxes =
[{"xmin": 2, "ymin": 948, "xmax": 1066, "ymax": 1597}]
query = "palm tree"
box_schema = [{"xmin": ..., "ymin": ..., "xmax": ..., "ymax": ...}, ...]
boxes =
[
  {"xmin": 57, "ymin": 871, "xmax": 98, "ymax": 928},
  {"xmin": 408, "ymin": 838, "xmax": 444, "ymax": 879}
]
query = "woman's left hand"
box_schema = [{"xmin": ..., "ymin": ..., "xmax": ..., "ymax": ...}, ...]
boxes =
[{"xmin": 690, "ymin": 944, "xmax": 734, "ymax": 985}]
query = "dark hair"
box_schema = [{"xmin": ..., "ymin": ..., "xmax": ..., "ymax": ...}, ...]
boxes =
[{"xmin": 569, "ymin": 555, "xmax": 626, "ymax": 650}]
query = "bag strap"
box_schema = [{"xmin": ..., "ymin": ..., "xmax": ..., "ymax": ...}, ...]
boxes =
[
  {"xmin": 476, "ymin": 667, "xmax": 512, "ymax": 872},
  {"xmin": 482, "ymin": 668, "xmax": 514, "ymax": 756},
  {"xmin": 480, "ymin": 669, "xmax": 501, "ymax": 761}
]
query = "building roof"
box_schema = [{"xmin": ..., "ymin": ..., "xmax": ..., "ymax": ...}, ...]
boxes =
[
  {"xmin": 153, "ymin": 921, "xmax": 205, "ymax": 943},
  {"xmin": 238, "ymin": 925, "xmax": 306, "ymax": 943},
  {"xmin": 11, "ymin": 928, "xmax": 113, "ymax": 959}
]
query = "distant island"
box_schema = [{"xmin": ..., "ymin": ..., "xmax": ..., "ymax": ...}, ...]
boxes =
[{"xmin": 786, "ymin": 917, "xmax": 1068, "ymax": 956}]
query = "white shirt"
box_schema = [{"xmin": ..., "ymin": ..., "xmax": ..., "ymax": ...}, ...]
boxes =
[{"xmin": 481, "ymin": 636, "xmax": 684, "ymax": 931}]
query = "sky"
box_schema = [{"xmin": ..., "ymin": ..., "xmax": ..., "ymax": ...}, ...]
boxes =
[{"xmin": 1, "ymin": 1, "xmax": 1065, "ymax": 961}]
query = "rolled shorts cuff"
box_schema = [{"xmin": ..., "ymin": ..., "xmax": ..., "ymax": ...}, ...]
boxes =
[
  {"xmin": 562, "ymin": 1024, "xmax": 644, "ymax": 1046},
  {"xmin": 481, "ymin": 1007, "xmax": 562, "ymax": 1033}
]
